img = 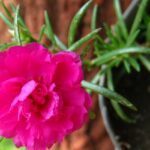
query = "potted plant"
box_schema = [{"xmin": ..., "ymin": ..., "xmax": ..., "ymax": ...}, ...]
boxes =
[
  {"xmin": 0, "ymin": 0, "xmax": 150, "ymax": 150},
  {"xmin": 91, "ymin": 0, "xmax": 150, "ymax": 149},
  {"xmin": 0, "ymin": 0, "xmax": 139, "ymax": 150}
]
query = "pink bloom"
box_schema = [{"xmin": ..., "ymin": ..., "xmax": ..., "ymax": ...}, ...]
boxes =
[{"xmin": 0, "ymin": 43, "xmax": 92, "ymax": 150}]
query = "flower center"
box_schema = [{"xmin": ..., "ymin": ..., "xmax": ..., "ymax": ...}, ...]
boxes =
[
  {"xmin": 32, "ymin": 84, "xmax": 48, "ymax": 104},
  {"xmin": 30, "ymin": 84, "xmax": 49, "ymax": 113}
]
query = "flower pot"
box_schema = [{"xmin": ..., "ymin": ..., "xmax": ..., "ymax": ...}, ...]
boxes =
[
  {"xmin": 99, "ymin": 65, "xmax": 150, "ymax": 150},
  {"xmin": 98, "ymin": 0, "xmax": 150, "ymax": 150}
]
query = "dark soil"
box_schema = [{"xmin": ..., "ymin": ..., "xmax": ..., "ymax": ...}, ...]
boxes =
[{"xmin": 107, "ymin": 66, "xmax": 150, "ymax": 150}]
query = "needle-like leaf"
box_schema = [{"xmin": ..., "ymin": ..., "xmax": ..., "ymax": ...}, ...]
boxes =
[
  {"xmin": 68, "ymin": 0, "xmax": 92, "ymax": 46},
  {"xmin": 14, "ymin": 6, "xmax": 22, "ymax": 45},
  {"xmin": 82, "ymin": 80, "xmax": 137, "ymax": 111},
  {"xmin": 69, "ymin": 28, "xmax": 100, "ymax": 51},
  {"xmin": 92, "ymin": 47, "xmax": 150, "ymax": 66},
  {"xmin": 44, "ymin": 11, "xmax": 56, "ymax": 47}
]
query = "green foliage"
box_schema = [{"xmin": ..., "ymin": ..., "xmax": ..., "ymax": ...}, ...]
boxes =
[
  {"xmin": 90, "ymin": 0, "xmax": 150, "ymax": 122},
  {"xmin": 68, "ymin": 28, "xmax": 100, "ymax": 51},
  {"xmin": 114, "ymin": 0, "xmax": 128, "ymax": 40},
  {"xmin": 91, "ymin": 4, "xmax": 98, "ymax": 31},
  {"xmin": 82, "ymin": 80, "xmax": 137, "ymax": 111},
  {"xmin": 0, "ymin": 139, "xmax": 25, "ymax": 150},
  {"xmin": 14, "ymin": 6, "xmax": 22, "ymax": 45},
  {"xmin": 89, "ymin": 111, "xmax": 96, "ymax": 120},
  {"xmin": 68, "ymin": 0, "xmax": 92, "ymax": 46},
  {"xmin": 128, "ymin": 0, "xmax": 149, "ymax": 40},
  {"xmin": 0, "ymin": 2, "xmax": 35, "ymax": 49},
  {"xmin": 92, "ymin": 47, "xmax": 150, "ymax": 66},
  {"xmin": 44, "ymin": 11, "xmax": 56, "ymax": 47},
  {"xmin": 106, "ymin": 69, "xmax": 135, "ymax": 123}
]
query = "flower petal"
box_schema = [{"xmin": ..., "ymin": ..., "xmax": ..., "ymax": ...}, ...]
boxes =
[{"xmin": 11, "ymin": 80, "xmax": 37, "ymax": 108}]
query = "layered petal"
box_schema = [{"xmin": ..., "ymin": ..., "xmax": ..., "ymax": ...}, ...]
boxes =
[{"xmin": 52, "ymin": 51, "xmax": 83, "ymax": 87}]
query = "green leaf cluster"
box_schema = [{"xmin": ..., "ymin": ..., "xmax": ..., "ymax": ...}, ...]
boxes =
[
  {"xmin": 92, "ymin": 0, "xmax": 150, "ymax": 73},
  {"xmin": 90, "ymin": 0, "xmax": 150, "ymax": 122}
]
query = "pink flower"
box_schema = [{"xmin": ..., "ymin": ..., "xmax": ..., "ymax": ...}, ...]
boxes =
[{"xmin": 0, "ymin": 43, "xmax": 92, "ymax": 150}]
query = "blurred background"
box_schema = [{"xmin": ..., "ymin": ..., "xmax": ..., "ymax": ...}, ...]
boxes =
[{"xmin": 0, "ymin": 0, "xmax": 131, "ymax": 150}]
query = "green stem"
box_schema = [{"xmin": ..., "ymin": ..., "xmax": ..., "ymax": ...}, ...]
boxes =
[
  {"xmin": 14, "ymin": 5, "xmax": 22, "ymax": 45},
  {"xmin": 129, "ymin": 0, "xmax": 149, "ymax": 37},
  {"xmin": 92, "ymin": 47, "xmax": 150, "ymax": 66},
  {"xmin": 81, "ymin": 80, "xmax": 137, "ymax": 111},
  {"xmin": 91, "ymin": 4, "xmax": 98, "ymax": 31},
  {"xmin": 68, "ymin": 28, "xmax": 100, "ymax": 51},
  {"xmin": 107, "ymin": 69, "xmax": 135, "ymax": 123},
  {"xmin": 0, "ymin": 137, "xmax": 3, "ymax": 142},
  {"xmin": 139, "ymin": 55, "xmax": 150, "ymax": 72},
  {"xmin": 114, "ymin": 0, "xmax": 128, "ymax": 40},
  {"xmin": 44, "ymin": 11, "xmax": 56, "ymax": 47},
  {"xmin": 68, "ymin": 0, "xmax": 92, "ymax": 46}
]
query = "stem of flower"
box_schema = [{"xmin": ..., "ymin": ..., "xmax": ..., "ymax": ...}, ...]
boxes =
[{"xmin": 81, "ymin": 80, "xmax": 137, "ymax": 111}]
